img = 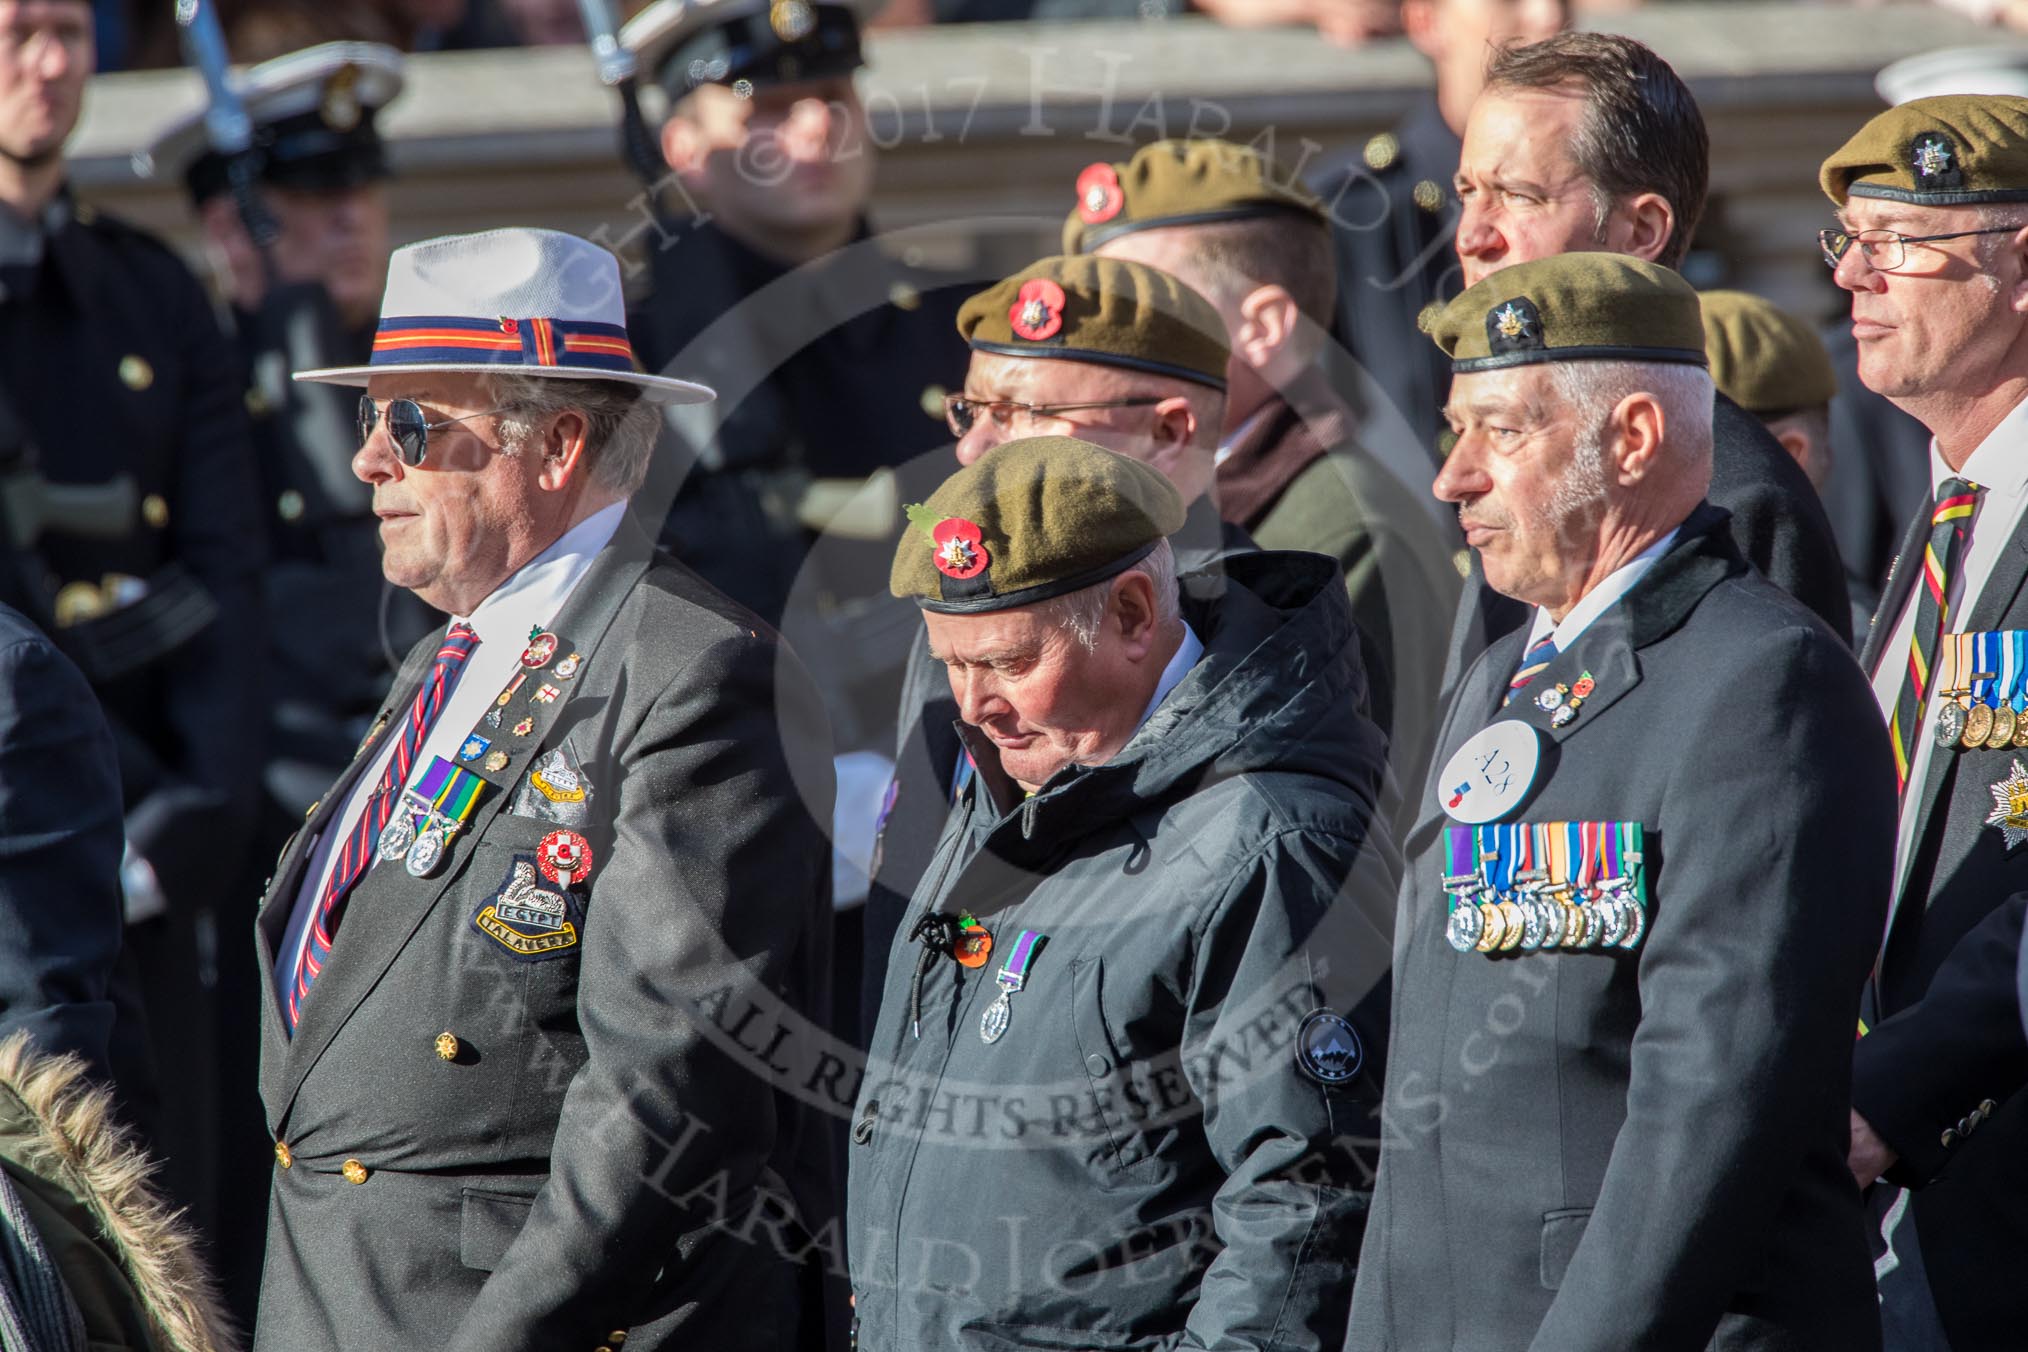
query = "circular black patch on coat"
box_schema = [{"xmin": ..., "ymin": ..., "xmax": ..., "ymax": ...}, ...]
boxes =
[{"xmin": 1295, "ymin": 1009, "xmax": 1363, "ymax": 1086}]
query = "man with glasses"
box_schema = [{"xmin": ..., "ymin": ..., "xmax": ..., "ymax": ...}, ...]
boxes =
[
  {"xmin": 861, "ymin": 254, "xmax": 1273, "ymax": 1034},
  {"xmin": 253, "ymin": 228, "xmax": 836, "ymax": 1352},
  {"xmin": 1820, "ymin": 95, "xmax": 2028, "ymax": 1352}
]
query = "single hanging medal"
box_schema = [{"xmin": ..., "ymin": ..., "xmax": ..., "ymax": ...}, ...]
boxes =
[
  {"xmin": 1964, "ymin": 632, "xmax": 2000, "ymax": 749},
  {"xmin": 1994, "ymin": 631, "xmax": 2023, "ymax": 748},
  {"xmin": 980, "ymin": 929, "xmax": 1044, "ymax": 1044},
  {"xmin": 1936, "ymin": 634, "xmax": 1969, "ymax": 749}
]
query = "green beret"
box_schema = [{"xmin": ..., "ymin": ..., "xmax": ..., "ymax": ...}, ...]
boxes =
[
  {"xmin": 1058, "ymin": 137, "xmax": 1326, "ymax": 254},
  {"xmin": 1428, "ymin": 254, "xmax": 1707, "ymax": 374},
  {"xmin": 1820, "ymin": 94, "xmax": 2028, "ymax": 207},
  {"xmin": 957, "ymin": 254, "xmax": 1229, "ymax": 390},
  {"xmin": 1698, "ymin": 289, "xmax": 1836, "ymax": 418},
  {"xmin": 890, "ymin": 435, "xmax": 1185, "ymax": 615}
]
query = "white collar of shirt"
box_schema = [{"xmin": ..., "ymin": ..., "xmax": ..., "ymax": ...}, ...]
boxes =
[
  {"xmin": 1526, "ymin": 527, "xmax": 1681, "ymax": 651},
  {"xmin": 1135, "ymin": 622, "xmax": 1205, "ymax": 731},
  {"xmin": 454, "ymin": 500, "xmax": 627, "ymax": 646},
  {"xmin": 1932, "ymin": 393, "xmax": 2028, "ymax": 500}
]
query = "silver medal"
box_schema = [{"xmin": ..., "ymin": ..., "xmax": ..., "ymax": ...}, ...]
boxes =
[
  {"xmin": 378, "ymin": 813, "xmax": 417, "ymax": 863},
  {"xmin": 1617, "ymin": 893, "xmax": 1648, "ymax": 950},
  {"xmin": 1937, "ymin": 700, "xmax": 1968, "ymax": 749},
  {"xmin": 1446, "ymin": 901, "xmax": 1483, "ymax": 952},
  {"xmin": 406, "ymin": 823, "xmax": 448, "ymax": 877},
  {"xmin": 979, "ymin": 992, "xmax": 1012, "ymax": 1044}
]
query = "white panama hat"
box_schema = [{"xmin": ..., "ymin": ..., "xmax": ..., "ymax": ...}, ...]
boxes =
[{"xmin": 292, "ymin": 226, "xmax": 714, "ymax": 404}]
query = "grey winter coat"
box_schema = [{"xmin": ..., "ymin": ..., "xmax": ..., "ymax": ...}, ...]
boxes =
[{"xmin": 847, "ymin": 550, "xmax": 1401, "ymax": 1351}]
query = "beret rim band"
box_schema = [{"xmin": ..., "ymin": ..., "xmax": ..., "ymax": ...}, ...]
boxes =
[
  {"xmin": 966, "ymin": 341, "xmax": 1227, "ymax": 391},
  {"xmin": 1077, "ymin": 200, "xmax": 1325, "ymax": 251},
  {"xmin": 1844, "ymin": 182, "xmax": 2028, "ymax": 206},
  {"xmin": 1451, "ymin": 344, "xmax": 1709, "ymax": 374},
  {"xmin": 913, "ymin": 539, "xmax": 1161, "ymax": 615}
]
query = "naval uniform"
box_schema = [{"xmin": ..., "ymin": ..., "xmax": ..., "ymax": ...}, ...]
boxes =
[{"xmin": 1350, "ymin": 506, "xmax": 1890, "ymax": 1351}]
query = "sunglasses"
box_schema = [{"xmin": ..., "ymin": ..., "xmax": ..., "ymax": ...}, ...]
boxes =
[{"xmin": 358, "ymin": 396, "xmax": 516, "ymax": 467}]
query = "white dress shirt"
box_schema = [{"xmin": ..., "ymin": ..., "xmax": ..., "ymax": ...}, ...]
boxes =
[
  {"xmin": 1523, "ymin": 528, "xmax": 1681, "ymax": 654},
  {"xmin": 276, "ymin": 501, "xmax": 627, "ymax": 1004},
  {"xmin": 1870, "ymin": 395, "xmax": 2028, "ymax": 901},
  {"xmin": 1136, "ymin": 621, "xmax": 1205, "ymax": 731}
]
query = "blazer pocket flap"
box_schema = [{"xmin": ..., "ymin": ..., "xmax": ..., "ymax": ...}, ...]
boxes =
[
  {"xmin": 460, "ymin": 1187, "xmax": 536, "ymax": 1272},
  {"xmin": 1538, "ymin": 1207, "xmax": 1591, "ymax": 1290}
]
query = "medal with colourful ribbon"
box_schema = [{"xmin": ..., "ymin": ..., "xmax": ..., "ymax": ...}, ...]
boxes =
[
  {"xmin": 1442, "ymin": 827, "xmax": 1483, "ymax": 952},
  {"xmin": 980, "ymin": 929, "xmax": 1045, "ymax": 1044},
  {"xmin": 405, "ymin": 757, "xmax": 489, "ymax": 878}
]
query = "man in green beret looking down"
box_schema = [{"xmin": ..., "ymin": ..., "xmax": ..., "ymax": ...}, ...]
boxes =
[
  {"xmin": 1347, "ymin": 253, "xmax": 1893, "ymax": 1351},
  {"xmin": 1823, "ymin": 93, "xmax": 2028, "ymax": 1352},
  {"xmin": 848, "ymin": 435, "xmax": 1398, "ymax": 1351}
]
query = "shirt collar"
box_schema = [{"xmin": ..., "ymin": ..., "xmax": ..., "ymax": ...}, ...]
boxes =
[
  {"xmin": 1135, "ymin": 621, "xmax": 1204, "ymax": 732},
  {"xmin": 1934, "ymin": 393, "xmax": 2028, "ymax": 497},
  {"xmin": 1527, "ymin": 527, "xmax": 1681, "ymax": 651},
  {"xmin": 455, "ymin": 500, "xmax": 627, "ymax": 647}
]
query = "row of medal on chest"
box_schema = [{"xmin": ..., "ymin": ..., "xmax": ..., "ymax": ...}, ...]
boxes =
[
  {"xmin": 1931, "ymin": 632, "xmax": 2028, "ymax": 751},
  {"xmin": 1441, "ymin": 821, "xmax": 1649, "ymax": 956}
]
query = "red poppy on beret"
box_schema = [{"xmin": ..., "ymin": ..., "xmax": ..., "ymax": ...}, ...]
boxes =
[
  {"xmin": 1008, "ymin": 279, "xmax": 1066, "ymax": 342},
  {"xmin": 932, "ymin": 517, "xmax": 990, "ymax": 579},
  {"xmin": 1076, "ymin": 162, "xmax": 1124, "ymax": 224}
]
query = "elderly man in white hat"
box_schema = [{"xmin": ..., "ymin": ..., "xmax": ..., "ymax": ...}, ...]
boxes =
[{"xmin": 251, "ymin": 226, "xmax": 837, "ymax": 1352}]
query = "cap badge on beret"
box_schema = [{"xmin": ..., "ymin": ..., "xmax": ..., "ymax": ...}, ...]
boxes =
[
  {"xmin": 1076, "ymin": 163, "xmax": 1125, "ymax": 225},
  {"xmin": 1488, "ymin": 299, "xmax": 1544, "ymax": 356},
  {"xmin": 770, "ymin": 0, "xmax": 816, "ymax": 42},
  {"xmin": 1912, "ymin": 132, "xmax": 1964, "ymax": 190},
  {"xmin": 1010, "ymin": 278, "xmax": 1066, "ymax": 342},
  {"xmin": 320, "ymin": 66, "xmax": 363, "ymax": 132},
  {"xmin": 932, "ymin": 518, "xmax": 990, "ymax": 580}
]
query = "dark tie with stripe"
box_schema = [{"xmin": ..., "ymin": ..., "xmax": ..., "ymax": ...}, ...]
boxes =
[
  {"xmin": 285, "ymin": 622, "xmax": 479, "ymax": 1032},
  {"xmin": 1503, "ymin": 634, "xmax": 1559, "ymax": 708},
  {"xmin": 1887, "ymin": 478, "xmax": 1981, "ymax": 795}
]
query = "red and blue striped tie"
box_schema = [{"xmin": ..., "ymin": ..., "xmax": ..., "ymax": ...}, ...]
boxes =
[
  {"xmin": 1888, "ymin": 478, "xmax": 1981, "ymax": 795},
  {"xmin": 286, "ymin": 622, "xmax": 479, "ymax": 1033},
  {"xmin": 1504, "ymin": 634, "xmax": 1559, "ymax": 707}
]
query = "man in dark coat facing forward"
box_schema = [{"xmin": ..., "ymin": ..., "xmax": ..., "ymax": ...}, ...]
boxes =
[{"xmin": 1348, "ymin": 254, "xmax": 1891, "ymax": 1351}]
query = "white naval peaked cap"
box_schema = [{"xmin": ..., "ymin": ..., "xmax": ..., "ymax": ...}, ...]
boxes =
[
  {"xmin": 293, "ymin": 227, "xmax": 714, "ymax": 404},
  {"xmin": 1877, "ymin": 45, "xmax": 2028, "ymax": 104}
]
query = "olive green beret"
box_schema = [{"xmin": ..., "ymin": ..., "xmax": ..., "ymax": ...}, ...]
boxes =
[
  {"xmin": 1698, "ymin": 289, "xmax": 1837, "ymax": 418},
  {"xmin": 1058, "ymin": 137, "xmax": 1327, "ymax": 254},
  {"xmin": 890, "ymin": 435, "xmax": 1185, "ymax": 614},
  {"xmin": 957, "ymin": 254, "xmax": 1229, "ymax": 390},
  {"xmin": 1429, "ymin": 254, "xmax": 1707, "ymax": 374},
  {"xmin": 1820, "ymin": 94, "xmax": 2028, "ymax": 207}
]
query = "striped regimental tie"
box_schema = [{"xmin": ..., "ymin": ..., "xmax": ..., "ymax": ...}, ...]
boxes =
[
  {"xmin": 285, "ymin": 622, "xmax": 479, "ymax": 1032},
  {"xmin": 1503, "ymin": 634, "xmax": 1560, "ymax": 708},
  {"xmin": 1888, "ymin": 478, "xmax": 1982, "ymax": 795}
]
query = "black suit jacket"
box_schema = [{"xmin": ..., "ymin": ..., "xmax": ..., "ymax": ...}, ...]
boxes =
[
  {"xmin": 1439, "ymin": 394, "xmax": 1855, "ymax": 700},
  {"xmin": 1851, "ymin": 481, "xmax": 2028, "ymax": 1350},
  {"xmin": 252, "ymin": 523, "xmax": 836, "ymax": 1352},
  {"xmin": 0, "ymin": 603, "xmax": 123, "ymax": 1078},
  {"xmin": 1351, "ymin": 508, "xmax": 1888, "ymax": 1352}
]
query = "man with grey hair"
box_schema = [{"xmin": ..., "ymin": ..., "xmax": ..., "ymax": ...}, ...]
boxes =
[
  {"xmin": 252, "ymin": 228, "xmax": 836, "ymax": 1351},
  {"xmin": 1349, "ymin": 253, "xmax": 1891, "ymax": 1351},
  {"xmin": 850, "ymin": 434, "xmax": 1397, "ymax": 1349}
]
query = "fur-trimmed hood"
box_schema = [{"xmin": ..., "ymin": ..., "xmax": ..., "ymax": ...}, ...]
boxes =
[{"xmin": 0, "ymin": 1033, "xmax": 236, "ymax": 1352}]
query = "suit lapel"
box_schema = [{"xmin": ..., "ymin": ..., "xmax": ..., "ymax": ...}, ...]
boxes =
[
  {"xmin": 269, "ymin": 525, "xmax": 656, "ymax": 1124},
  {"xmin": 1860, "ymin": 499, "xmax": 1929, "ymax": 673}
]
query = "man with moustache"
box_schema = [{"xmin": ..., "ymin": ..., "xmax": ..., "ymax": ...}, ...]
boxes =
[
  {"xmin": 253, "ymin": 228, "xmax": 834, "ymax": 1351},
  {"xmin": 1440, "ymin": 32, "xmax": 1851, "ymax": 688},
  {"xmin": 1823, "ymin": 96, "xmax": 2028, "ymax": 1352},
  {"xmin": 0, "ymin": 0, "xmax": 266, "ymax": 1230},
  {"xmin": 1347, "ymin": 253, "xmax": 1891, "ymax": 1352}
]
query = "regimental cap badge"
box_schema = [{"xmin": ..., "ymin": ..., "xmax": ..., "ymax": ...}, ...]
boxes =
[
  {"xmin": 929, "ymin": 516, "xmax": 990, "ymax": 581},
  {"xmin": 1911, "ymin": 130, "xmax": 1965, "ymax": 189},
  {"xmin": 1294, "ymin": 1008, "xmax": 1364, "ymax": 1086},
  {"xmin": 1008, "ymin": 277, "xmax": 1066, "ymax": 342},
  {"xmin": 320, "ymin": 65, "xmax": 363, "ymax": 132},
  {"xmin": 1486, "ymin": 297, "xmax": 1545, "ymax": 355},
  {"xmin": 769, "ymin": 0, "xmax": 816, "ymax": 41},
  {"xmin": 1075, "ymin": 162, "xmax": 1125, "ymax": 225}
]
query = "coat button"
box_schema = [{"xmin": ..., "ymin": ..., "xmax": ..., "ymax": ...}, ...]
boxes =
[
  {"xmin": 1981, "ymin": 1099, "xmax": 1997, "ymax": 1116},
  {"xmin": 436, "ymin": 1032, "xmax": 460, "ymax": 1062},
  {"xmin": 274, "ymin": 1141, "xmax": 293, "ymax": 1169},
  {"xmin": 609, "ymin": 1333, "xmax": 627, "ymax": 1345},
  {"xmin": 1941, "ymin": 1128, "xmax": 1960, "ymax": 1148},
  {"xmin": 1084, "ymin": 1053, "xmax": 1109, "ymax": 1077},
  {"xmin": 342, "ymin": 1159, "xmax": 370, "ymax": 1184}
]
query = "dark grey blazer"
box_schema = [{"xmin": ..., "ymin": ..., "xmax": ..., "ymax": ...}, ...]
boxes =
[
  {"xmin": 1349, "ymin": 509, "xmax": 1890, "ymax": 1352},
  {"xmin": 1851, "ymin": 490, "xmax": 2028, "ymax": 1351},
  {"xmin": 251, "ymin": 521, "xmax": 836, "ymax": 1352}
]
